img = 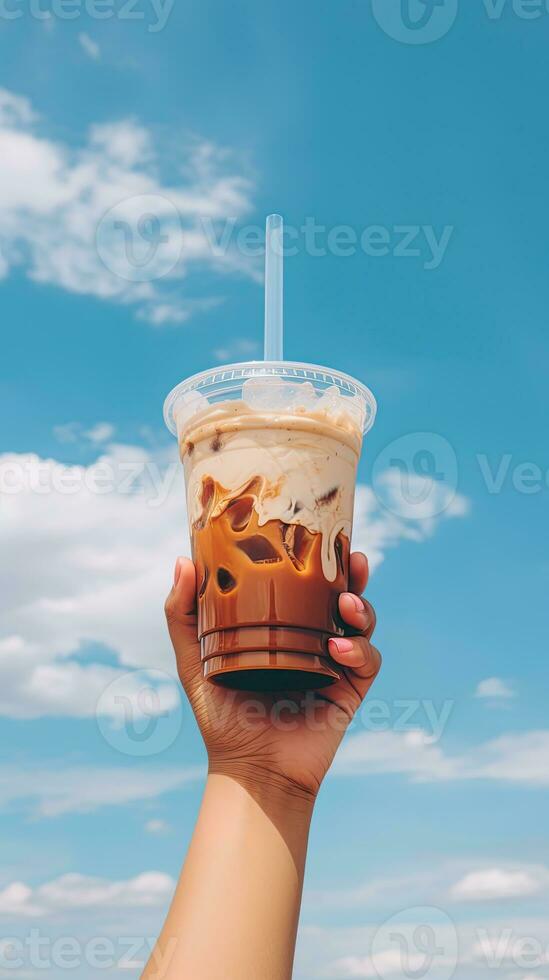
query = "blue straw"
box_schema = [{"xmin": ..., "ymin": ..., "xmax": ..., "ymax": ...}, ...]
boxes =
[{"xmin": 264, "ymin": 214, "xmax": 284, "ymax": 361}]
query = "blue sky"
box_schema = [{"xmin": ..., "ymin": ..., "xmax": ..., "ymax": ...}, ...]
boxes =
[{"xmin": 1, "ymin": 2, "xmax": 548, "ymax": 977}]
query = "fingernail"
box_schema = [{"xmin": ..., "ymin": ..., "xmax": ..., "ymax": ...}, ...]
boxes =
[
  {"xmin": 343, "ymin": 593, "xmax": 365, "ymax": 614},
  {"xmin": 329, "ymin": 637, "xmax": 354, "ymax": 655},
  {"xmin": 173, "ymin": 557, "xmax": 183, "ymax": 587}
]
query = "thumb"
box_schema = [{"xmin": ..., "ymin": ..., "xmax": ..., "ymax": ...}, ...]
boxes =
[{"xmin": 164, "ymin": 557, "xmax": 201, "ymax": 690}]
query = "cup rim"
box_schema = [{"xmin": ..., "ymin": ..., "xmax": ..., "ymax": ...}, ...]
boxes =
[{"xmin": 163, "ymin": 359, "xmax": 377, "ymax": 436}]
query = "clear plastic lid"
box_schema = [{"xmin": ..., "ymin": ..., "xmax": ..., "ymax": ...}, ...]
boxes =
[{"xmin": 164, "ymin": 360, "xmax": 377, "ymax": 437}]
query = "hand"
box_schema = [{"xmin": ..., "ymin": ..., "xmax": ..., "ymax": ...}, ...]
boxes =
[{"xmin": 165, "ymin": 552, "xmax": 381, "ymax": 803}]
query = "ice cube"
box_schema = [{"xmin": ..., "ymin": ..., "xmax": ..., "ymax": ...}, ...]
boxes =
[
  {"xmin": 174, "ymin": 389, "xmax": 209, "ymax": 431},
  {"xmin": 291, "ymin": 381, "xmax": 318, "ymax": 413},
  {"xmin": 317, "ymin": 386, "xmax": 362, "ymax": 428},
  {"xmin": 316, "ymin": 385, "xmax": 343, "ymax": 417},
  {"xmin": 242, "ymin": 376, "xmax": 296, "ymax": 412}
]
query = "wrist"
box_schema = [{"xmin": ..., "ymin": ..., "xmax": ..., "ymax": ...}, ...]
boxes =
[{"xmin": 207, "ymin": 758, "xmax": 317, "ymax": 818}]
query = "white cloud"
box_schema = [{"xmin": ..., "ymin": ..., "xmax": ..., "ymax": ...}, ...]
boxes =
[
  {"xmin": 351, "ymin": 481, "xmax": 469, "ymax": 571},
  {"xmin": 52, "ymin": 422, "xmax": 81, "ymax": 443},
  {"xmin": 307, "ymin": 917, "xmax": 549, "ymax": 980},
  {"xmin": 0, "ymin": 937, "xmax": 37, "ymax": 978},
  {"xmin": 0, "ymin": 871, "xmax": 174, "ymax": 919},
  {"xmin": 145, "ymin": 818, "xmax": 171, "ymax": 834},
  {"xmin": 0, "ymin": 446, "xmax": 466, "ymax": 719},
  {"xmin": 309, "ymin": 861, "xmax": 549, "ymax": 914},
  {"xmin": 89, "ymin": 119, "xmax": 151, "ymax": 167},
  {"xmin": 138, "ymin": 294, "xmax": 224, "ymax": 326},
  {"xmin": 451, "ymin": 867, "xmax": 548, "ymax": 902},
  {"xmin": 78, "ymin": 33, "xmax": 100, "ymax": 60},
  {"xmin": 334, "ymin": 729, "xmax": 460, "ymax": 780},
  {"xmin": 83, "ymin": 422, "xmax": 115, "ymax": 443},
  {"xmin": 475, "ymin": 677, "xmax": 516, "ymax": 700},
  {"xmin": 326, "ymin": 948, "xmax": 458, "ymax": 978},
  {"xmin": 53, "ymin": 420, "xmax": 115, "ymax": 444},
  {"xmin": 470, "ymin": 923, "xmax": 549, "ymax": 971},
  {"xmin": 0, "ymin": 883, "xmax": 45, "ymax": 919},
  {"xmin": 372, "ymin": 466, "xmax": 469, "ymax": 524},
  {"xmin": 325, "ymin": 954, "xmax": 380, "ymax": 978},
  {"xmin": 0, "ymin": 764, "xmax": 203, "ymax": 817},
  {"xmin": 0, "ymin": 445, "xmax": 186, "ymax": 718},
  {"xmin": 0, "ymin": 89, "xmax": 37, "ymax": 127},
  {"xmin": 213, "ymin": 337, "xmax": 260, "ymax": 362},
  {"xmin": 334, "ymin": 728, "xmax": 549, "ymax": 787},
  {"xmin": 309, "ymin": 869, "xmax": 441, "ymax": 911},
  {"xmin": 0, "ymin": 89, "xmax": 255, "ymax": 323},
  {"xmin": 467, "ymin": 730, "xmax": 549, "ymax": 785}
]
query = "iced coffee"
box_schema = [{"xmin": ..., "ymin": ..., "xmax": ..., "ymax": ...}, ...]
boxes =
[{"xmin": 165, "ymin": 371, "xmax": 375, "ymax": 691}]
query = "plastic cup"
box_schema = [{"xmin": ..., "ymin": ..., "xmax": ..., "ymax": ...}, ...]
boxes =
[{"xmin": 164, "ymin": 361, "xmax": 376, "ymax": 691}]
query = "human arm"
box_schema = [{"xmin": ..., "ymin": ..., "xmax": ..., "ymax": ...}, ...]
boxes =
[{"xmin": 143, "ymin": 552, "xmax": 381, "ymax": 980}]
